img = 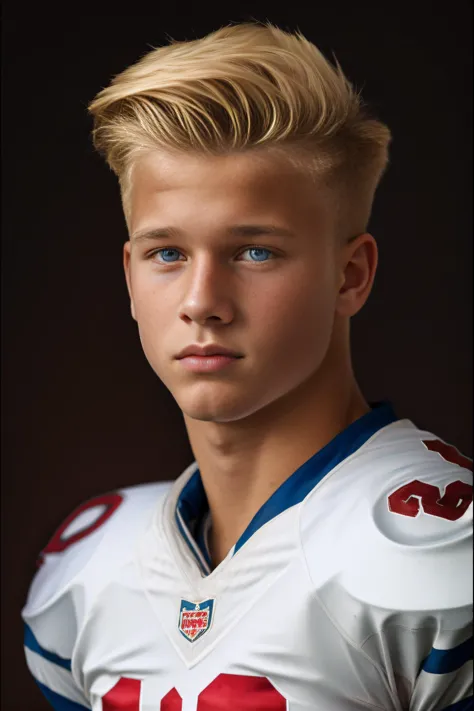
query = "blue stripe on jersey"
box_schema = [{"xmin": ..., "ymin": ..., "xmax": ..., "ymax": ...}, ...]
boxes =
[
  {"xmin": 175, "ymin": 464, "xmax": 212, "ymax": 573},
  {"xmin": 195, "ymin": 512, "xmax": 213, "ymax": 568},
  {"xmin": 24, "ymin": 623, "xmax": 72, "ymax": 671},
  {"xmin": 176, "ymin": 467, "xmax": 208, "ymax": 535},
  {"xmin": 35, "ymin": 680, "xmax": 90, "ymax": 710},
  {"xmin": 234, "ymin": 402, "xmax": 397, "ymax": 553},
  {"xmin": 442, "ymin": 697, "xmax": 474, "ymax": 711},
  {"xmin": 176, "ymin": 402, "xmax": 397, "ymax": 562},
  {"xmin": 175, "ymin": 508, "xmax": 211, "ymax": 575},
  {"xmin": 421, "ymin": 636, "xmax": 473, "ymax": 674}
]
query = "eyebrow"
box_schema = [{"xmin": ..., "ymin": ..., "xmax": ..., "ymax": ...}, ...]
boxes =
[{"xmin": 131, "ymin": 224, "xmax": 295, "ymax": 242}]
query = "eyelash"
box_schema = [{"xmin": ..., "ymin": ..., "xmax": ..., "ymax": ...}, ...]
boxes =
[{"xmin": 146, "ymin": 246, "xmax": 277, "ymax": 265}]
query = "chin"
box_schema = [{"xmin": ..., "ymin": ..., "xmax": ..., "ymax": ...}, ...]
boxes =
[
  {"xmin": 180, "ymin": 402, "xmax": 251, "ymax": 424},
  {"xmin": 176, "ymin": 389, "xmax": 264, "ymax": 424},
  {"xmin": 172, "ymin": 372, "xmax": 309, "ymax": 424}
]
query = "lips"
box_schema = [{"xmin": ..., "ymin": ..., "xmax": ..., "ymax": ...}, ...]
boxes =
[
  {"xmin": 177, "ymin": 353, "xmax": 242, "ymax": 373},
  {"xmin": 176, "ymin": 344, "xmax": 243, "ymax": 359}
]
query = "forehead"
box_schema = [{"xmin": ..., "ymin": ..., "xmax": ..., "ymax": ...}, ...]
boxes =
[{"xmin": 128, "ymin": 149, "xmax": 335, "ymax": 237}]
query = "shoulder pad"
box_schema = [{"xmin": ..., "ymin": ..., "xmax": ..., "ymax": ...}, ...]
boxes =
[
  {"xmin": 371, "ymin": 431, "xmax": 472, "ymax": 548},
  {"xmin": 303, "ymin": 422, "xmax": 472, "ymax": 612},
  {"xmin": 22, "ymin": 481, "xmax": 171, "ymax": 618}
]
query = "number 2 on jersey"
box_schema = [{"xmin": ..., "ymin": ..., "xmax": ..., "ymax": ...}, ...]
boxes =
[{"xmin": 388, "ymin": 438, "xmax": 472, "ymax": 520}]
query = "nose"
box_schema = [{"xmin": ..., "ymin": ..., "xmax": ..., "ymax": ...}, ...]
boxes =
[{"xmin": 178, "ymin": 255, "xmax": 234, "ymax": 326}]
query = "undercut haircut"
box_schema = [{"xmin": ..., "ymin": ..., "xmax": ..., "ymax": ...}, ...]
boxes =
[{"xmin": 88, "ymin": 21, "xmax": 391, "ymax": 237}]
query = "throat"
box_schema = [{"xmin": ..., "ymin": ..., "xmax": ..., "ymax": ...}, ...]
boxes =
[{"xmin": 178, "ymin": 399, "xmax": 396, "ymax": 574}]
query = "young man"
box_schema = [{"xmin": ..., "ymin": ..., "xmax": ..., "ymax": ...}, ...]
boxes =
[{"xmin": 22, "ymin": 21, "xmax": 472, "ymax": 711}]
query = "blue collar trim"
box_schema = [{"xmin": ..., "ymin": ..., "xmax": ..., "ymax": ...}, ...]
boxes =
[{"xmin": 176, "ymin": 402, "xmax": 397, "ymax": 568}]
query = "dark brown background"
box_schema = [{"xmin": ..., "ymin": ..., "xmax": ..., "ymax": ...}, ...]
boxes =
[{"xmin": 2, "ymin": 5, "xmax": 472, "ymax": 710}]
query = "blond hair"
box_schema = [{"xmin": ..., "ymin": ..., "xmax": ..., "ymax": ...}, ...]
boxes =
[{"xmin": 88, "ymin": 21, "xmax": 391, "ymax": 236}]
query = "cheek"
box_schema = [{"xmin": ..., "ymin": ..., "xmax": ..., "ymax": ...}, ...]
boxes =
[
  {"xmin": 131, "ymin": 263, "xmax": 174, "ymax": 324},
  {"xmin": 133, "ymin": 286, "xmax": 158, "ymax": 324},
  {"xmin": 131, "ymin": 283, "xmax": 170, "ymax": 361},
  {"xmin": 254, "ymin": 274, "xmax": 336, "ymax": 358}
]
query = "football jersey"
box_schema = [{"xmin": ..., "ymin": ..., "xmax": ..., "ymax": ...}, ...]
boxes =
[{"xmin": 22, "ymin": 403, "xmax": 473, "ymax": 710}]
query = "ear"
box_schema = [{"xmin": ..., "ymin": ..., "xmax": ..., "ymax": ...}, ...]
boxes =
[
  {"xmin": 336, "ymin": 233, "xmax": 378, "ymax": 317},
  {"xmin": 123, "ymin": 241, "xmax": 137, "ymax": 321}
]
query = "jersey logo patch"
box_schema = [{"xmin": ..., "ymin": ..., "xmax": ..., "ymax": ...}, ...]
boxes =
[{"xmin": 179, "ymin": 598, "xmax": 215, "ymax": 643}]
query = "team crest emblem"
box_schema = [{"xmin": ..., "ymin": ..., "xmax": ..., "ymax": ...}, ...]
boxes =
[{"xmin": 178, "ymin": 598, "xmax": 215, "ymax": 643}]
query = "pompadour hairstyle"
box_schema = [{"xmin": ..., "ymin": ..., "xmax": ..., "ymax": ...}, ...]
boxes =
[{"xmin": 88, "ymin": 21, "xmax": 391, "ymax": 236}]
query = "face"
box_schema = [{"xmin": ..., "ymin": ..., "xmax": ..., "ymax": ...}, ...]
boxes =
[{"xmin": 124, "ymin": 149, "xmax": 374, "ymax": 423}]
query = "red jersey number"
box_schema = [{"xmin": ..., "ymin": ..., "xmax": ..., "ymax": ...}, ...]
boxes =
[
  {"xmin": 37, "ymin": 493, "xmax": 123, "ymax": 567},
  {"xmin": 102, "ymin": 677, "xmax": 141, "ymax": 710},
  {"xmin": 388, "ymin": 438, "xmax": 472, "ymax": 520},
  {"xmin": 103, "ymin": 674, "xmax": 286, "ymax": 710}
]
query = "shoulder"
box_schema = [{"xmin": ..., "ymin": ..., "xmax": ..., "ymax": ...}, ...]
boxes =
[
  {"xmin": 301, "ymin": 419, "xmax": 472, "ymax": 612},
  {"xmin": 22, "ymin": 481, "xmax": 172, "ymax": 622}
]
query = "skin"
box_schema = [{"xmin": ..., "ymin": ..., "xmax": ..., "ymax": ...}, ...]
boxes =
[{"xmin": 124, "ymin": 149, "xmax": 378, "ymax": 566}]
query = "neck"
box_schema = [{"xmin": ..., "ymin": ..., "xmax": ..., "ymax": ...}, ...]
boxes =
[{"xmin": 182, "ymin": 332, "xmax": 368, "ymax": 567}]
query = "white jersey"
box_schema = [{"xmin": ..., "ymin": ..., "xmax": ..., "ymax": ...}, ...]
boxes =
[{"xmin": 22, "ymin": 404, "xmax": 473, "ymax": 710}]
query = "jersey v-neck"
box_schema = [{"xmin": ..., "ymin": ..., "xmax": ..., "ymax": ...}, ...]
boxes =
[{"xmin": 175, "ymin": 402, "xmax": 398, "ymax": 575}]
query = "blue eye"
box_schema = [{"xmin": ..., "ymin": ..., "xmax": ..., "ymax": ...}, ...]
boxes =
[
  {"xmin": 150, "ymin": 246, "xmax": 274, "ymax": 264},
  {"xmin": 241, "ymin": 248, "xmax": 273, "ymax": 262},
  {"xmin": 155, "ymin": 248, "xmax": 182, "ymax": 263}
]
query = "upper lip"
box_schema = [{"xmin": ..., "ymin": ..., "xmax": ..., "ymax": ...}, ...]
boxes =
[{"xmin": 176, "ymin": 344, "xmax": 243, "ymax": 359}]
